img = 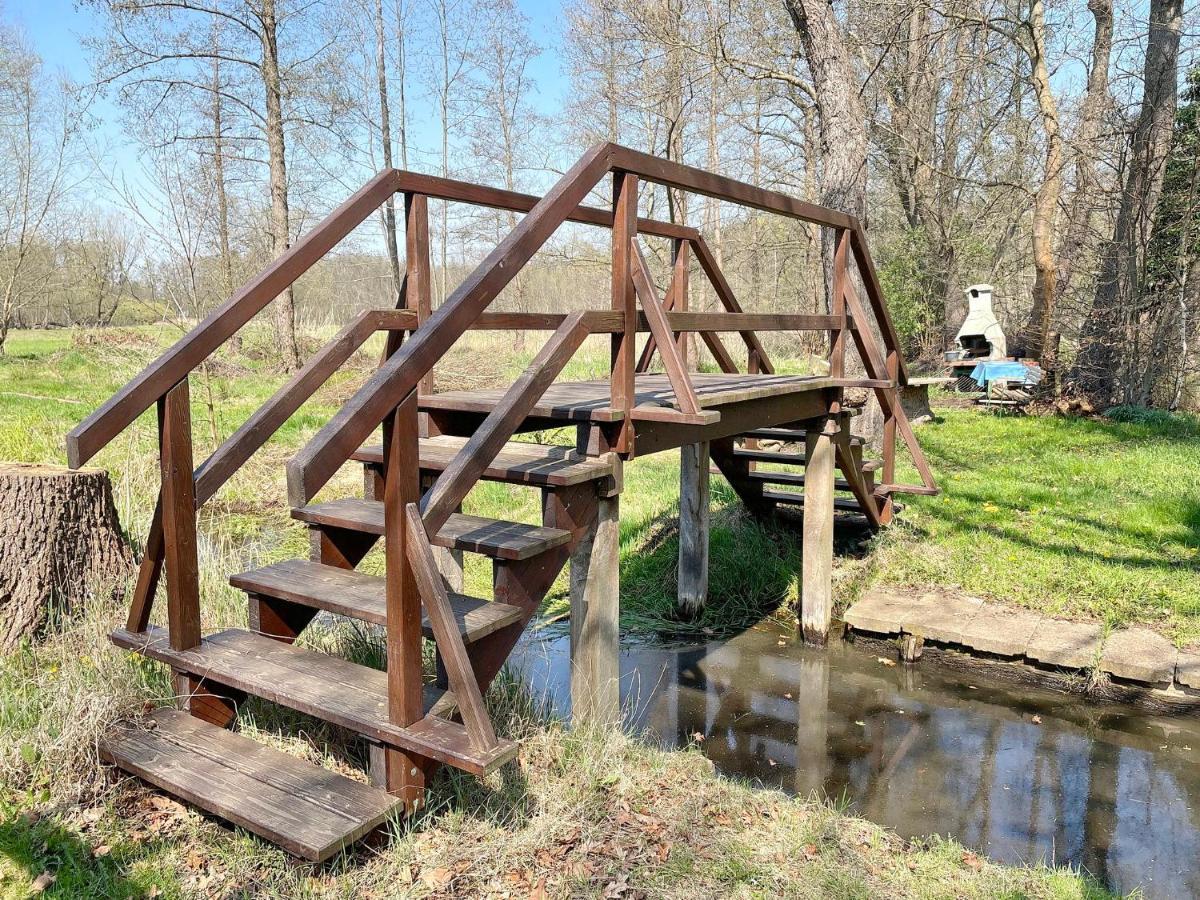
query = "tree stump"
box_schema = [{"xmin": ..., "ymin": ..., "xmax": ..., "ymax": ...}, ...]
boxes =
[{"xmin": 0, "ymin": 463, "xmax": 134, "ymax": 650}]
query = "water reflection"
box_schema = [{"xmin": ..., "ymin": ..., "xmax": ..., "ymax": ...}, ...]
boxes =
[{"xmin": 509, "ymin": 622, "xmax": 1200, "ymax": 898}]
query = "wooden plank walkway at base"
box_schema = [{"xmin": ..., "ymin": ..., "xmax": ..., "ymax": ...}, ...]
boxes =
[
  {"xmin": 420, "ymin": 373, "xmax": 852, "ymax": 421},
  {"xmin": 101, "ymin": 709, "xmax": 399, "ymax": 862}
]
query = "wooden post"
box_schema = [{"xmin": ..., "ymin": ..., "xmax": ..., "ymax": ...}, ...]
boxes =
[
  {"xmin": 158, "ymin": 378, "xmax": 201, "ymax": 652},
  {"xmin": 801, "ymin": 416, "xmax": 836, "ymax": 645},
  {"xmin": 677, "ymin": 441, "xmax": 709, "ymax": 617},
  {"xmin": 610, "ymin": 171, "xmax": 638, "ymax": 454},
  {"xmin": 405, "ymin": 193, "xmax": 433, "ymax": 394},
  {"xmin": 881, "ymin": 350, "xmax": 899, "ymax": 523},
  {"xmin": 672, "ymin": 238, "xmax": 690, "ymax": 365},
  {"xmin": 570, "ymin": 492, "xmax": 621, "ymax": 725},
  {"xmin": 381, "ymin": 389, "xmax": 428, "ymax": 810}
]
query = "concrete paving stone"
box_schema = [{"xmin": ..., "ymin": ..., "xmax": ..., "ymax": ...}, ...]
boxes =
[
  {"xmin": 1099, "ymin": 628, "xmax": 1177, "ymax": 685},
  {"xmin": 843, "ymin": 587, "xmax": 912, "ymax": 636},
  {"xmin": 1024, "ymin": 619, "xmax": 1104, "ymax": 670},
  {"xmin": 1176, "ymin": 651, "xmax": 1200, "ymax": 690},
  {"xmin": 899, "ymin": 592, "xmax": 985, "ymax": 644},
  {"xmin": 956, "ymin": 603, "xmax": 1043, "ymax": 657}
]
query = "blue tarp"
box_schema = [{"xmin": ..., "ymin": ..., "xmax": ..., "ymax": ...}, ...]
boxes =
[{"xmin": 969, "ymin": 361, "xmax": 1043, "ymax": 387}]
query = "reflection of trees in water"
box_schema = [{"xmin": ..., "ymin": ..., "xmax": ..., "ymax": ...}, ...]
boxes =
[{"xmin": 637, "ymin": 628, "xmax": 1200, "ymax": 898}]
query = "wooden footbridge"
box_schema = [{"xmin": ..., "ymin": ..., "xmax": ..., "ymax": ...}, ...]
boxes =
[{"xmin": 68, "ymin": 143, "xmax": 936, "ymax": 861}]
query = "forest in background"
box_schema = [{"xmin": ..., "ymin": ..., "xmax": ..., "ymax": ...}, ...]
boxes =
[{"xmin": 0, "ymin": 0, "xmax": 1197, "ymax": 408}]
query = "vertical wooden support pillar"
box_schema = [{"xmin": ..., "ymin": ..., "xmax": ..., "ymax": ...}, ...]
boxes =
[
  {"xmin": 801, "ymin": 416, "xmax": 836, "ymax": 645},
  {"xmin": 405, "ymin": 193, "xmax": 433, "ymax": 394},
  {"xmin": 158, "ymin": 378, "xmax": 201, "ymax": 652},
  {"xmin": 570, "ymin": 491, "xmax": 621, "ymax": 725},
  {"xmin": 677, "ymin": 441, "xmax": 710, "ymax": 617},
  {"xmin": 381, "ymin": 389, "xmax": 428, "ymax": 810},
  {"xmin": 610, "ymin": 171, "xmax": 638, "ymax": 454},
  {"xmin": 672, "ymin": 238, "xmax": 690, "ymax": 365},
  {"xmin": 881, "ymin": 351, "xmax": 899, "ymax": 523}
]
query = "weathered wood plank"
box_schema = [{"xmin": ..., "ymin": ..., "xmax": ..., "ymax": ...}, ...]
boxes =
[
  {"xmin": 101, "ymin": 709, "xmax": 400, "ymax": 861},
  {"xmin": 230, "ymin": 559, "xmax": 522, "ymax": 642},
  {"xmin": 404, "ymin": 504, "xmax": 498, "ymax": 751},
  {"xmin": 354, "ymin": 435, "xmax": 614, "ymax": 487},
  {"xmin": 292, "ymin": 499, "xmax": 571, "ymax": 561},
  {"xmin": 109, "ymin": 626, "xmax": 518, "ymax": 775}
]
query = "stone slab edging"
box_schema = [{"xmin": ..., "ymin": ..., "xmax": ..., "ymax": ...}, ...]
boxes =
[{"xmin": 843, "ymin": 587, "xmax": 1200, "ymax": 710}]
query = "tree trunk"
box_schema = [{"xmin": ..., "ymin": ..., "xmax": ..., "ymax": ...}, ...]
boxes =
[
  {"xmin": 782, "ymin": 0, "xmax": 869, "ymax": 302},
  {"xmin": 1047, "ymin": 0, "xmax": 1112, "ymax": 395},
  {"xmin": 0, "ymin": 464, "xmax": 134, "ymax": 650},
  {"xmin": 259, "ymin": 0, "xmax": 302, "ymax": 371},
  {"xmin": 1015, "ymin": 0, "xmax": 1064, "ymax": 369},
  {"xmin": 1071, "ymin": 0, "xmax": 1183, "ymax": 403}
]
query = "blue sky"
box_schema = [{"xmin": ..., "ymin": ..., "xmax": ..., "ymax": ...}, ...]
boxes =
[{"xmin": 11, "ymin": 0, "xmax": 573, "ymax": 192}]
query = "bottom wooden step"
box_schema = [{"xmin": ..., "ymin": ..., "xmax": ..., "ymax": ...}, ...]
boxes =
[
  {"xmin": 111, "ymin": 626, "xmax": 518, "ymax": 775},
  {"xmin": 101, "ymin": 708, "xmax": 399, "ymax": 861}
]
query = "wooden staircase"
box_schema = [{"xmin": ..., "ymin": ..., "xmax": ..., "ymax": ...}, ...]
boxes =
[
  {"xmin": 70, "ymin": 142, "xmax": 936, "ymax": 860},
  {"xmin": 100, "ymin": 436, "xmax": 613, "ymax": 860},
  {"xmin": 710, "ymin": 417, "xmax": 897, "ymax": 529}
]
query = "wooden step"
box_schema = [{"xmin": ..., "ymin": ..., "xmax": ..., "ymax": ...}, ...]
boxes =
[
  {"xmin": 230, "ymin": 559, "xmax": 522, "ymax": 643},
  {"xmin": 292, "ymin": 499, "xmax": 570, "ymax": 561},
  {"xmin": 733, "ymin": 448, "xmax": 807, "ymax": 465},
  {"xmin": 110, "ymin": 626, "xmax": 518, "ymax": 775},
  {"xmin": 101, "ymin": 708, "xmax": 399, "ymax": 861},
  {"xmin": 353, "ymin": 435, "xmax": 613, "ymax": 488},
  {"xmin": 746, "ymin": 470, "xmax": 856, "ymax": 492},
  {"xmin": 732, "ymin": 447, "xmax": 882, "ymax": 474},
  {"xmin": 761, "ymin": 488, "xmax": 870, "ymax": 513},
  {"xmin": 741, "ymin": 428, "xmax": 865, "ymax": 446}
]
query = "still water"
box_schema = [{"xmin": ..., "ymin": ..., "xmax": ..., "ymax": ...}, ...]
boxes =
[{"xmin": 509, "ymin": 621, "xmax": 1200, "ymax": 898}]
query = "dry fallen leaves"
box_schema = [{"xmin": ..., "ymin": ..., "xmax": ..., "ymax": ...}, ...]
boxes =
[{"xmin": 962, "ymin": 851, "xmax": 983, "ymax": 870}]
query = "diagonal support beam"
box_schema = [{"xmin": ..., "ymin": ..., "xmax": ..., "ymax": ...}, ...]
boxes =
[
  {"xmin": 630, "ymin": 240, "xmax": 701, "ymax": 415},
  {"xmin": 404, "ymin": 503, "xmax": 498, "ymax": 752}
]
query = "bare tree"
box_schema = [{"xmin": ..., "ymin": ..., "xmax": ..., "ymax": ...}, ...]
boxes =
[
  {"xmin": 0, "ymin": 28, "xmax": 79, "ymax": 354},
  {"xmin": 87, "ymin": 0, "xmax": 345, "ymax": 370},
  {"xmin": 1072, "ymin": 0, "xmax": 1186, "ymax": 403}
]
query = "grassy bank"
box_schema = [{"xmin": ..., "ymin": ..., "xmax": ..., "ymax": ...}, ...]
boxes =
[
  {"xmin": 870, "ymin": 400, "xmax": 1200, "ymax": 645},
  {"xmin": 0, "ymin": 324, "xmax": 1184, "ymax": 894},
  {"xmin": 0, "ymin": 592, "xmax": 1112, "ymax": 898}
]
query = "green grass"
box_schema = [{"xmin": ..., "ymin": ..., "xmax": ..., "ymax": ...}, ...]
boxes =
[{"xmin": 870, "ymin": 400, "xmax": 1200, "ymax": 644}]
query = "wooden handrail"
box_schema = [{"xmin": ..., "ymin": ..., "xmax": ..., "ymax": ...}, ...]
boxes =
[
  {"xmin": 66, "ymin": 167, "xmax": 691, "ymax": 469},
  {"xmin": 286, "ymin": 143, "xmax": 615, "ymax": 505},
  {"xmin": 67, "ymin": 169, "xmax": 404, "ymax": 468},
  {"xmin": 193, "ymin": 309, "xmax": 417, "ymax": 506},
  {"xmin": 73, "ymin": 138, "xmax": 919, "ymax": 507},
  {"xmin": 420, "ymin": 311, "xmax": 594, "ymax": 533}
]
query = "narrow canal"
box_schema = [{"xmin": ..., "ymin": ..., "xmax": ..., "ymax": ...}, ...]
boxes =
[{"xmin": 510, "ymin": 621, "xmax": 1200, "ymax": 898}]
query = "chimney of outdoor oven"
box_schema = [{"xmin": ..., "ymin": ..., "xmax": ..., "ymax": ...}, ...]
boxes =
[{"xmin": 955, "ymin": 284, "xmax": 1006, "ymax": 360}]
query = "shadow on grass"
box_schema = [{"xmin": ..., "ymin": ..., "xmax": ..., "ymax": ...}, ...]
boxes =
[
  {"xmin": 908, "ymin": 485, "xmax": 1200, "ymax": 577},
  {"xmin": 0, "ymin": 811, "xmax": 157, "ymax": 898},
  {"xmin": 617, "ymin": 482, "xmax": 876, "ymax": 638}
]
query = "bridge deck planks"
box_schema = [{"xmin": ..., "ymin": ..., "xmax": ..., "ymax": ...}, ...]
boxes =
[{"xmin": 418, "ymin": 373, "xmax": 857, "ymax": 422}]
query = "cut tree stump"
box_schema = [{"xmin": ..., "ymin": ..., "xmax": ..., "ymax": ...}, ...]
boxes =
[{"xmin": 0, "ymin": 463, "xmax": 134, "ymax": 650}]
